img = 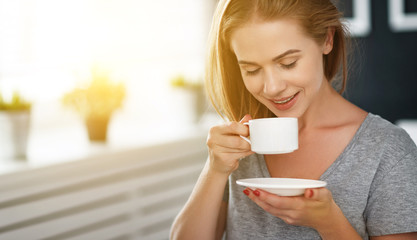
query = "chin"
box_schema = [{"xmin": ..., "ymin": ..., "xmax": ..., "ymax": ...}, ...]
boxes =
[{"xmin": 266, "ymin": 104, "xmax": 303, "ymax": 118}]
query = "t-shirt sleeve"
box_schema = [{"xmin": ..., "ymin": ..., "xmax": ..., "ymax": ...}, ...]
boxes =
[{"xmin": 365, "ymin": 149, "xmax": 417, "ymax": 236}]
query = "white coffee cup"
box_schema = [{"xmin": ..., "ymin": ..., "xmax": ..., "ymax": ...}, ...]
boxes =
[{"xmin": 242, "ymin": 118, "xmax": 298, "ymax": 154}]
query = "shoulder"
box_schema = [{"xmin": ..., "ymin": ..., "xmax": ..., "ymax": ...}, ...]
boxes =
[
  {"xmin": 352, "ymin": 113, "xmax": 417, "ymax": 177},
  {"xmin": 358, "ymin": 113, "xmax": 416, "ymax": 155},
  {"xmin": 363, "ymin": 116, "xmax": 417, "ymax": 236}
]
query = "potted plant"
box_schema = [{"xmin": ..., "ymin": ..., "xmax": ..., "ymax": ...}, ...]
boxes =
[
  {"xmin": 170, "ymin": 75, "xmax": 206, "ymax": 123},
  {"xmin": 62, "ymin": 70, "xmax": 125, "ymax": 142},
  {"xmin": 0, "ymin": 92, "xmax": 32, "ymax": 159}
]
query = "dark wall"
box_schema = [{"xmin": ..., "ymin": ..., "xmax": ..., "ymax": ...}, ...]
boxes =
[{"xmin": 339, "ymin": 0, "xmax": 417, "ymax": 123}]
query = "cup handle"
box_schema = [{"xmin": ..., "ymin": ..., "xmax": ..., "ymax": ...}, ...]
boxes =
[{"xmin": 240, "ymin": 122, "xmax": 251, "ymax": 144}]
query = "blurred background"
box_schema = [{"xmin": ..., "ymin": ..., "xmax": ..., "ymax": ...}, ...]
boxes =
[
  {"xmin": 338, "ymin": 0, "xmax": 417, "ymax": 123},
  {"xmin": 0, "ymin": 0, "xmax": 218, "ymax": 162},
  {"xmin": 0, "ymin": 0, "xmax": 416, "ymax": 240}
]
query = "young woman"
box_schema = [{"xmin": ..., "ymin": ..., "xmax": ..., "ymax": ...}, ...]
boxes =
[{"xmin": 170, "ymin": 0, "xmax": 417, "ymax": 239}]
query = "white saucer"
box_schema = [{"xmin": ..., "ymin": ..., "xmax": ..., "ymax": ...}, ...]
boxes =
[{"xmin": 236, "ymin": 178, "xmax": 327, "ymax": 196}]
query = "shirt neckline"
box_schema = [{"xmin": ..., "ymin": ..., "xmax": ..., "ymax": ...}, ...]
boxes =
[{"xmin": 257, "ymin": 113, "xmax": 374, "ymax": 180}]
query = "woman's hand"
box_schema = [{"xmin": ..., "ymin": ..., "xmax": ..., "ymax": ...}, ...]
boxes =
[
  {"xmin": 206, "ymin": 114, "xmax": 254, "ymax": 175},
  {"xmin": 243, "ymin": 187, "xmax": 349, "ymax": 235}
]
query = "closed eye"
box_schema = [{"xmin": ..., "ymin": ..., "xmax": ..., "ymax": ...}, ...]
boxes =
[
  {"xmin": 245, "ymin": 68, "xmax": 260, "ymax": 76},
  {"xmin": 281, "ymin": 61, "xmax": 297, "ymax": 69}
]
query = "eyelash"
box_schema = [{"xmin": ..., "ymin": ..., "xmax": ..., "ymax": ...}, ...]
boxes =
[
  {"xmin": 245, "ymin": 69, "xmax": 260, "ymax": 76},
  {"xmin": 281, "ymin": 61, "xmax": 297, "ymax": 69},
  {"xmin": 244, "ymin": 61, "xmax": 297, "ymax": 76}
]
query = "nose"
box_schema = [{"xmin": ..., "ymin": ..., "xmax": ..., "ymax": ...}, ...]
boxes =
[{"xmin": 263, "ymin": 68, "xmax": 286, "ymax": 97}]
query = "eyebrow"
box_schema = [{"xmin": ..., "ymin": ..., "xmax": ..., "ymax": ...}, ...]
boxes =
[{"xmin": 237, "ymin": 49, "xmax": 301, "ymax": 65}]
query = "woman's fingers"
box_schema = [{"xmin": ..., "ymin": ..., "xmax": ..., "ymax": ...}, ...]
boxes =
[
  {"xmin": 214, "ymin": 135, "xmax": 251, "ymax": 151},
  {"xmin": 206, "ymin": 114, "xmax": 254, "ymax": 174},
  {"xmin": 304, "ymin": 187, "xmax": 331, "ymax": 201},
  {"xmin": 239, "ymin": 114, "xmax": 252, "ymax": 123},
  {"xmin": 244, "ymin": 188, "xmax": 277, "ymax": 212},
  {"xmin": 248, "ymin": 189, "xmax": 304, "ymax": 210},
  {"xmin": 248, "ymin": 188, "xmax": 331, "ymax": 210},
  {"xmin": 243, "ymin": 187, "xmax": 336, "ymax": 227},
  {"xmin": 211, "ymin": 150, "xmax": 254, "ymax": 161},
  {"xmin": 220, "ymin": 121, "xmax": 250, "ymax": 137},
  {"xmin": 243, "ymin": 188, "xmax": 309, "ymax": 226},
  {"xmin": 207, "ymin": 121, "xmax": 252, "ymax": 152}
]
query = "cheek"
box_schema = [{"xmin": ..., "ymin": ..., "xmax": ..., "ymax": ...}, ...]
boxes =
[
  {"xmin": 242, "ymin": 77, "xmax": 263, "ymax": 94},
  {"xmin": 294, "ymin": 59, "xmax": 324, "ymax": 88}
]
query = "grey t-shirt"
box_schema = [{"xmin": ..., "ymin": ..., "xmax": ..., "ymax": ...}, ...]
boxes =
[{"xmin": 224, "ymin": 113, "xmax": 417, "ymax": 239}]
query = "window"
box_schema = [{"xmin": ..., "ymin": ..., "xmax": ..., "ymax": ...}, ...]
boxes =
[{"xmin": 0, "ymin": 0, "xmax": 213, "ymax": 130}]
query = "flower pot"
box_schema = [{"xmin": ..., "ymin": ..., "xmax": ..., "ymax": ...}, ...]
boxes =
[
  {"xmin": 0, "ymin": 110, "xmax": 31, "ymax": 159},
  {"xmin": 173, "ymin": 88, "xmax": 207, "ymax": 124},
  {"xmin": 85, "ymin": 115, "xmax": 110, "ymax": 142}
]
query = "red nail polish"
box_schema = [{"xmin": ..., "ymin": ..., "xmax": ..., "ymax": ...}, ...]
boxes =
[
  {"xmin": 253, "ymin": 190, "xmax": 260, "ymax": 196},
  {"xmin": 243, "ymin": 189, "xmax": 250, "ymax": 196}
]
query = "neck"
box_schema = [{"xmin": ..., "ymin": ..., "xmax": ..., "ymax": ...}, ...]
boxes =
[{"xmin": 297, "ymin": 80, "xmax": 343, "ymax": 131}]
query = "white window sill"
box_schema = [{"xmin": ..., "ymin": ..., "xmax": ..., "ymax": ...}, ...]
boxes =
[{"xmin": 0, "ymin": 113, "xmax": 221, "ymax": 176}]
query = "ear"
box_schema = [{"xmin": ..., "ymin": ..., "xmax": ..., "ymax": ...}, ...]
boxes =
[{"xmin": 323, "ymin": 27, "xmax": 335, "ymax": 55}]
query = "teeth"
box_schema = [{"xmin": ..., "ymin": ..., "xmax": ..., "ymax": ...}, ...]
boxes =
[{"xmin": 274, "ymin": 94, "xmax": 296, "ymax": 104}]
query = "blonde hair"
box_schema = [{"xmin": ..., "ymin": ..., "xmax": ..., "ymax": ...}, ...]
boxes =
[{"xmin": 205, "ymin": 0, "xmax": 350, "ymax": 121}]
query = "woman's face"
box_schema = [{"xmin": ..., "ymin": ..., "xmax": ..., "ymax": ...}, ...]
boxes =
[{"xmin": 230, "ymin": 18, "xmax": 332, "ymax": 118}]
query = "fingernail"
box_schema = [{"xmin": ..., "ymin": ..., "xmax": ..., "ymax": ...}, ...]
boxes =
[
  {"xmin": 253, "ymin": 190, "xmax": 260, "ymax": 197},
  {"xmin": 309, "ymin": 189, "xmax": 314, "ymax": 198},
  {"xmin": 243, "ymin": 189, "xmax": 250, "ymax": 196}
]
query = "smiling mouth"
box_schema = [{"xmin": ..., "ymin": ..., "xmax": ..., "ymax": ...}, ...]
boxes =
[{"xmin": 273, "ymin": 92, "xmax": 298, "ymax": 104}]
